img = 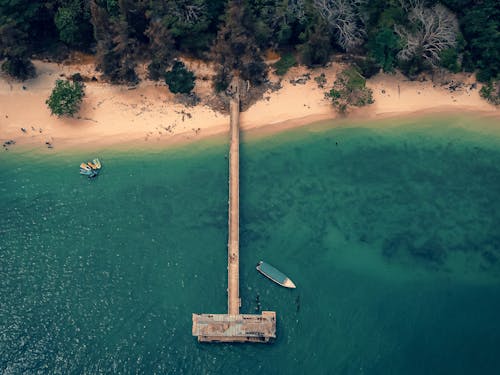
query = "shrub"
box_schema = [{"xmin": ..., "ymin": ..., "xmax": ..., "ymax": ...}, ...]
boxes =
[
  {"xmin": 439, "ymin": 48, "xmax": 461, "ymax": 73},
  {"xmin": 353, "ymin": 57, "xmax": 380, "ymax": 78},
  {"xmin": 367, "ymin": 27, "xmax": 401, "ymax": 73},
  {"xmin": 273, "ymin": 53, "xmax": 296, "ymax": 76},
  {"xmin": 326, "ymin": 67, "xmax": 374, "ymax": 113},
  {"xmin": 164, "ymin": 61, "xmax": 196, "ymax": 94},
  {"xmin": 480, "ymin": 81, "xmax": 500, "ymax": 105},
  {"xmin": 213, "ymin": 69, "xmax": 230, "ymax": 93},
  {"xmin": 1, "ymin": 57, "xmax": 36, "ymax": 81},
  {"xmin": 71, "ymin": 73, "xmax": 83, "ymax": 82},
  {"xmin": 46, "ymin": 79, "xmax": 85, "ymax": 117},
  {"xmin": 314, "ymin": 73, "xmax": 327, "ymax": 88}
]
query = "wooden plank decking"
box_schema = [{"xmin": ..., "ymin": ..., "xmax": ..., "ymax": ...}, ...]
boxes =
[{"xmin": 192, "ymin": 79, "xmax": 277, "ymax": 343}]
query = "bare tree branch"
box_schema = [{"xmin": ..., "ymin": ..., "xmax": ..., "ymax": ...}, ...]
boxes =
[
  {"xmin": 173, "ymin": 1, "xmax": 205, "ymax": 25},
  {"xmin": 313, "ymin": 0, "xmax": 367, "ymax": 52},
  {"xmin": 395, "ymin": 2, "xmax": 458, "ymax": 66}
]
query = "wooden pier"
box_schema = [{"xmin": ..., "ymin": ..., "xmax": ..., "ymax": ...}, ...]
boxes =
[{"xmin": 192, "ymin": 79, "xmax": 277, "ymax": 343}]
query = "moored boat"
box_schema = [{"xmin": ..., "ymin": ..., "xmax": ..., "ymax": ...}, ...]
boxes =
[
  {"xmin": 80, "ymin": 163, "xmax": 91, "ymax": 171},
  {"xmin": 256, "ymin": 261, "xmax": 296, "ymax": 288},
  {"xmin": 79, "ymin": 158, "xmax": 102, "ymax": 178}
]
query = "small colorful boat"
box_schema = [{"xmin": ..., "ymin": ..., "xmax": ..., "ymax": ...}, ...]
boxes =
[
  {"xmin": 256, "ymin": 261, "xmax": 296, "ymax": 288},
  {"xmin": 79, "ymin": 158, "xmax": 102, "ymax": 178},
  {"xmin": 80, "ymin": 163, "xmax": 91, "ymax": 171}
]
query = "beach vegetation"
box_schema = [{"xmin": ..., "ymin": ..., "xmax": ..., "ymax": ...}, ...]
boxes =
[
  {"xmin": 165, "ymin": 61, "xmax": 196, "ymax": 94},
  {"xmin": 145, "ymin": 19, "xmax": 176, "ymax": 81},
  {"xmin": 210, "ymin": 0, "xmax": 267, "ymax": 87},
  {"xmin": 312, "ymin": 0, "xmax": 367, "ymax": 52},
  {"xmin": 480, "ymin": 81, "xmax": 500, "ymax": 106},
  {"xmin": 1, "ymin": 57, "xmax": 36, "ymax": 81},
  {"xmin": 0, "ymin": 0, "xmax": 499, "ymax": 88},
  {"xmin": 46, "ymin": 79, "xmax": 85, "ymax": 117},
  {"xmin": 55, "ymin": 1, "xmax": 93, "ymax": 49},
  {"xmin": 352, "ymin": 57, "xmax": 380, "ymax": 79},
  {"xmin": 314, "ymin": 73, "xmax": 327, "ymax": 88},
  {"xmin": 395, "ymin": 2, "xmax": 459, "ymax": 68},
  {"xmin": 273, "ymin": 53, "xmax": 297, "ymax": 76},
  {"xmin": 439, "ymin": 48, "xmax": 461, "ymax": 73},
  {"xmin": 367, "ymin": 27, "xmax": 401, "ymax": 72},
  {"xmin": 455, "ymin": 0, "xmax": 499, "ymax": 82},
  {"xmin": 297, "ymin": 20, "xmax": 333, "ymax": 67},
  {"xmin": 326, "ymin": 67, "xmax": 374, "ymax": 113}
]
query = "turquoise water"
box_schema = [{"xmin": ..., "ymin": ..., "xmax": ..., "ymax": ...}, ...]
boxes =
[{"xmin": 1, "ymin": 115, "xmax": 500, "ymax": 374}]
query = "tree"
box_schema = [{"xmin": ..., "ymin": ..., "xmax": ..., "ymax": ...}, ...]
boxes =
[
  {"xmin": 312, "ymin": 0, "xmax": 367, "ymax": 52},
  {"xmin": 395, "ymin": 1, "xmax": 459, "ymax": 68},
  {"xmin": 165, "ymin": 61, "xmax": 196, "ymax": 94},
  {"xmin": 145, "ymin": 0, "xmax": 215, "ymax": 55},
  {"xmin": 90, "ymin": 0, "xmax": 138, "ymax": 83},
  {"xmin": 439, "ymin": 48, "xmax": 460, "ymax": 73},
  {"xmin": 46, "ymin": 79, "xmax": 85, "ymax": 117},
  {"xmin": 326, "ymin": 66, "xmax": 373, "ymax": 113},
  {"xmin": 144, "ymin": 18, "xmax": 176, "ymax": 80},
  {"xmin": 0, "ymin": 1, "xmax": 42, "ymax": 80},
  {"xmin": 367, "ymin": 27, "xmax": 401, "ymax": 72},
  {"xmin": 0, "ymin": 21, "xmax": 36, "ymax": 80},
  {"xmin": 54, "ymin": 0, "xmax": 93, "ymax": 49},
  {"xmin": 460, "ymin": 0, "xmax": 500, "ymax": 81},
  {"xmin": 210, "ymin": 0, "xmax": 267, "ymax": 90},
  {"xmin": 249, "ymin": 0, "xmax": 307, "ymax": 48},
  {"xmin": 297, "ymin": 19, "xmax": 333, "ymax": 66}
]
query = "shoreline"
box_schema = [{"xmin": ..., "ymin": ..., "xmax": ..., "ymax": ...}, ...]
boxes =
[{"xmin": 1, "ymin": 60, "xmax": 498, "ymax": 152}]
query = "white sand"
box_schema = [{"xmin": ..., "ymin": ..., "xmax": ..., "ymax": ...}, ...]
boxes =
[{"xmin": 0, "ymin": 60, "xmax": 497, "ymax": 150}]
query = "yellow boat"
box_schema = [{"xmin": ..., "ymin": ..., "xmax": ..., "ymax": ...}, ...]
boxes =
[
  {"xmin": 80, "ymin": 163, "xmax": 91, "ymax": 171},
  {"xmin": 93, "ymin": 158, "xmax": 101, "ymax": 169}
]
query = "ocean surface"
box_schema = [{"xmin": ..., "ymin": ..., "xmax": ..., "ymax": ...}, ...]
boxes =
[{"xmin": 1, "ymin": 115, "xmax": 500, "ymax": 374}]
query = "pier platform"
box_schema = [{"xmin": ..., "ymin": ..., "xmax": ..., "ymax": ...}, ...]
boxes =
[{"xmin": 192, "ymin": 311, "xmax": 276, "ymax": 343}]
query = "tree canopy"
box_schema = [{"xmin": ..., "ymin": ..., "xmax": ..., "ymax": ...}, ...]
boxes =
[
  {"xmin": 0, "ymin": 0, "xmax": 498, "ymax": 85},
  {"xmin": 46, "ymin": 79, "xmax": 85, "ymax": 117}
]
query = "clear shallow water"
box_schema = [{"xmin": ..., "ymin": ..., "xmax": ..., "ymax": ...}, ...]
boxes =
[{"xmin": 1, "ymin": 115, "xmax": 500, "ymax": 374}]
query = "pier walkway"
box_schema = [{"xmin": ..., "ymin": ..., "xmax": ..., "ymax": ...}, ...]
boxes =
[{"xmin": 192, "ymin": 79, "xmax": 276, "ymax": 343}]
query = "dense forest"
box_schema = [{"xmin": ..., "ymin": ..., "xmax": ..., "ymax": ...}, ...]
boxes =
[{"xmin": 0, "ymin": 0, "xmax": 499, "ymax": 91}]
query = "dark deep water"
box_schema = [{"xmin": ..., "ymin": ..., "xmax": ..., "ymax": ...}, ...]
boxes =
[{"xmin": 1, "ymin": 115, "xmax": 500, "ymax": 374}]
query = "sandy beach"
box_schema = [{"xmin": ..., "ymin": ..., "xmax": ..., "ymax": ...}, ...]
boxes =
[{"xmin": 0, "ymin": 59, "xmax": 498, "ymax": 151}]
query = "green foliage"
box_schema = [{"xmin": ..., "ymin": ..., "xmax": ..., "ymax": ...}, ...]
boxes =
[
  {"xmin": 273, "ymin": 53, "xmax": 296, "ymax": 76},
  {"xmin": 326, "ymin": 67, "xmax": 374, "ymax": 113},
  {"xmin": 367, "ymin": 27, "xmax": 400, "ymax": 72},
  {"xmin": 397, "ymin": 56, "xmax": 427, "ymax": 80},
  {"xmin": 213, "ymin": 70, "xmax": 230, "ymax": 93},
  {"xmin": 0, "ymin": 0, "xmax": 496, "ymax": 90},
  {"xmin": 165, "ymin": 61, "xmax": 196, "ymax": 94},
  {"xmin": 55, "ymin": 1, "xmax": 93, "ymax": 49},
  {"xmin": 55, "ymin": 6, "xmax": 79, "ymax": 44},
  {"xmin": 91, "ymin": 1, "xmax": 138, "ymax": 83},
  {"xmin": 314, "ymin": 73, "xmax": 327, "ymax": 88},
  {"xmin": 480, "ymin": 81, "xmax": 500, "ymax": 105},
  {"xmin": 459, "ymin": 0, "xmax": 499, "ymax": 81},
  {"xmin": 145, "ymin": 18, "xmax": 176, "ymax": 80},
  {"xmin": 439, "ymin": 48, "xmax": 461, "ymax": 73},
  {"xmin": 46, "ymin": 79, "xmax": 85, "ymax": 117},
  {"xmin": 249, "ymin": 0, "xmax": 307, "ymax": 48},
  {"xmin": 297, "ymin": 21, "xmax": 332, "ymax": 67},
  {"xmin": 353, "ymin": 57, "xmax": 380, "ymax": 79},
  {"xmin": 1, "ymin": 57, "xmax": 36, "ymax": 80},
  {"xmin": 211, "ymin": 0, "xmax": 267, "ymax": 86}
]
